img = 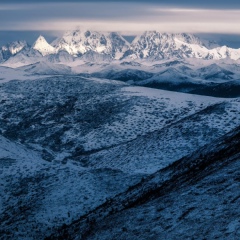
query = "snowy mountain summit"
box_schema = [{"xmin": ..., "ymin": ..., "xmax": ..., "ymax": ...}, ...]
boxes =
[
  {"xmin": 127, "ymin": 32, "xmax": 240, "ymax": 60},
  {"xmin": 1, "ymin": 29, "xmax": 240, "ymax": 65},
  {"xmin": 128, "ymin": 32, "xmax": 206, "ymax": 59},
  {"xmin": 33, "ymin": 30, "xmax": 240, "ymax": 61},
  {"xmin": 32, "ymin": 35, "xmax": 56, "ymax": 56},
  {"xmin": 52, "ymin": 29, "xmax": 130, "ymax": 59},
  {"xmin": 2, "ymin": 40, "xmax": 28, "ymax": 55},
  {"xmin": 0, "ymin": 40, "xmax": 28, "ymax": 62}
]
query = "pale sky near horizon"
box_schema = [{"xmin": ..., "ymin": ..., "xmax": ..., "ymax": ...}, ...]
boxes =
[{"xmin": 1, "ymin": 0, "xmax": 240, "ymax": 47}]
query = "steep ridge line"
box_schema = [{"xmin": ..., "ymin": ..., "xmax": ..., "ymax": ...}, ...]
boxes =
[{"xmin": 45, "ymin": 125, "xmax": 240, "ymax": 240}]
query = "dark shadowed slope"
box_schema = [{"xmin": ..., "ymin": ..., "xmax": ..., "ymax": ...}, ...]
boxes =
[{"xmin": 47, "ymin": 125, "xmax": 240, "ymax": 240}]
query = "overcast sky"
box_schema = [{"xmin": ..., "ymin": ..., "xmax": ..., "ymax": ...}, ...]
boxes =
[{"xmin": 1, "ymin": 0, "xmax": 240, "ymax": 47}]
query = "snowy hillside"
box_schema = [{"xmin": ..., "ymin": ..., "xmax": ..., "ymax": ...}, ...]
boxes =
[
  {"xmin": 18, "ymin": 61, "xmax": 72, "ymax": 75},
  {"xmin": 50, "ymin": 126, "xmax": 240, "ymax": 239},
  {"xmin": 0, "ymin": 73, "xmax": 239, "ymax": 239},
  {"xmin": 1, "ymin": 58, "xmax": 240, "ymax": 98},
  {"xmin": 72, "ymin": 59, "xmax": 240, "ymax": 97},
  {"xmin": 0, "ymin": 132, "xmax": 141, "ymax": 239}
]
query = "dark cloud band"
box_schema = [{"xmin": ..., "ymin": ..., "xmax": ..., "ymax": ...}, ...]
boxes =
[
  {"xmin": 0, "ymin": 2, "xmax": 240, "ymax": 35},
  {"xmin": 4, "ymin": 0, "xmax": 240, "ymax": 9}
]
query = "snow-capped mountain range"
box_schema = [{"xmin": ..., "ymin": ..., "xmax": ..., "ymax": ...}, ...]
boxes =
[
  {"xmin": 52, "ymin": 30, "xmax": 129, "ymax": 59},
  {"xmin": 1, "ymin": 29, "xmax": 240, "ymax": 240},
  {"xmin": 1, "ymin": 29, "xmax": 240, "ymax": 98},
  {"xmin": 128, "ymin": 32, "xmax": 240, "ymax": 60},
  {"xmin": 1, "ymin": 29, "xmax": 240, "ymax": 65}
]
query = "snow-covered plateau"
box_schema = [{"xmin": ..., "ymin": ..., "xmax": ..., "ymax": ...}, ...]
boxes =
[{"xmin": 0, "ymin": 29, "xmax": 239, "ymax": 240}]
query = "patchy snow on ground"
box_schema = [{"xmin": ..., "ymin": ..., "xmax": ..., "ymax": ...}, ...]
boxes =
[{"xmin": 0, "ymin": 74, "xmax": 239, "ymax": 239}]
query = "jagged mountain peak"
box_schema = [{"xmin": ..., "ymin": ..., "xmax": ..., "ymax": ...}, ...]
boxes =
[
  {"xmin": 51, "ymin": 29, "xmax": 108, "ymax": 56},
  {"xmin": 32, "ymin": 35, "xmax": 56, "ymax": 56},
  {"xmin": 130, "ymin": 31, "xmax": 194, "ymax": 60},
  {"xmin": 132, "ymin": 32, "xmax": 201, "ymax": 45},
  {"xmin": 1, "ymin": 30, "xmax": 240, "ymax": 64},
  {"xmin": 1, "ymin": 40, "xmax": 28, "ymax": 55},
  {"xmin": 35, "ymin": 35, "xmax": 45, "ymax": 41},
  {"xmin": 52, "ymin": 29, "xmax": 130, "ymax": 59},
  {"xmin": 0, "ymin": 40, "xmax": 29, "ymax": 63},
  {"xmin": 32, "ymin": 35, "xmax": 49, "ymax": 47},
  {"xmin": 128, "ymin": 31, "xmax": 239, "ymax": 60}
]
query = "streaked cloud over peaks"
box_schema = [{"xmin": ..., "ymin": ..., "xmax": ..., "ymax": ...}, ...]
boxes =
[
  {"xmin": 0, "ymin": 1, "xmax": 240, "ymax": 35},
  {"xmin": 4, "ymin": 0, "xmax": 240, "ymax": 8}
]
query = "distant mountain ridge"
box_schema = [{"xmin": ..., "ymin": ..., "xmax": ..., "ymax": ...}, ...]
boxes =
[
  {"xmin": 0, "ymin": 40, "xmax": 29, "ymax": 62},
  {"xmin": 1, "ymin": 29, "xmax": 240, "ymax": 64}
]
